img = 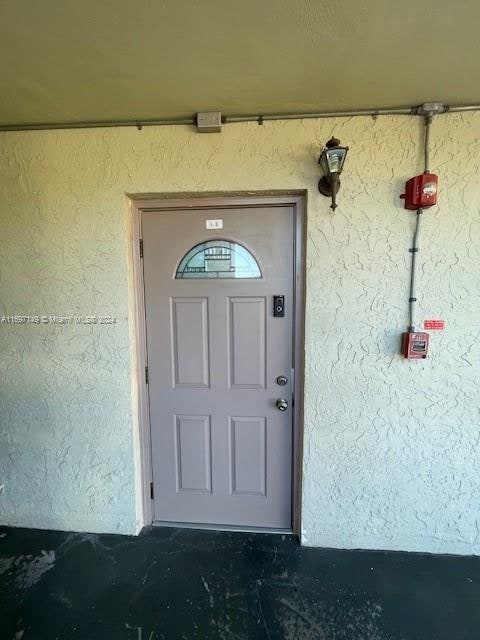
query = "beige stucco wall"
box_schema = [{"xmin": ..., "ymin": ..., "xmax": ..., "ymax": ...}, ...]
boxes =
[{"xmin": 1, "ymin": 114, "xmax": 479, "ymax": 552}]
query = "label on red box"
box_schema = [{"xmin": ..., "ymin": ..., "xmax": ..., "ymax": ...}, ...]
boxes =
[{"xmin": 424, "ymin": 320, "xmax": 445, "ymax": 330}]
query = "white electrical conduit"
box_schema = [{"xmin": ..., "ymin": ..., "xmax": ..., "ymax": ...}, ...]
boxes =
[
  {"xmin": 424, "ymin": 115, "xmax": 432, "ymax": 173},
  {"xmin": 407, "ymin": 114, "xmax": 432, "ymax": 331},
  {"xmin": 408, "ymin": 208, "xmax": 423, "ymax": 332},
  {"xmin": 0, "ymin": 103, "xmax": 480, "ymax": 132}
]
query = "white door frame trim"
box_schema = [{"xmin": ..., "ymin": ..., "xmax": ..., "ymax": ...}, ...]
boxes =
[{"xmin": 127, "ymin": 191, "xmax": 307, "ymax": 536}]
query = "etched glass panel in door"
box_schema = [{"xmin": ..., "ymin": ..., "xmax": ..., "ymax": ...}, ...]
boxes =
[{"xmin": 176, "ymin": 240, "xmax": 261, "ymax": 279}]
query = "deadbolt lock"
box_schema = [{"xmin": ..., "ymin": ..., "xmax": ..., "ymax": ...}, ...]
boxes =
[
  {"xmin": 276, "ymin": 375, "xmax": 288, "ymax": 386},
  {"xmin": 276, "ymin": 398, "xmax": 288, "ymax": 411}
]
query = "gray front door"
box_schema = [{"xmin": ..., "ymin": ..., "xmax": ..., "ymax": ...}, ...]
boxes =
[{"xmin": 142, "ymin": 202, "xmax": 294, "ymax": 529}]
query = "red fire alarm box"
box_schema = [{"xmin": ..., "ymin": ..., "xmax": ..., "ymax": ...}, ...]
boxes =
[
  {"xmin": 400, "ymin": 173, "xmax": 438, "ymax": 210},
  {"xmin": 402, "ymin": 332, "xmax": 429, "ymax": 359}
]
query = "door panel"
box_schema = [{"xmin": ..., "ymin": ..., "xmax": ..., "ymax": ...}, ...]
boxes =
[
  {"xmin": 171, "ymin": 298, "xmax": 210, "ymax": 388},
  {"xmin": 228, "ymin": 297, "xmax": 266, "ymax": 389},
  {"xmin": 142, "ymin": 204, "xmax": 294, "ymax": 529},
  {"xmin": 174, "ymin": 414, "xmax": 212, "ymax": 493},
  {"xmin": 229, "ymin": 416, "xmax": 266, "ymax": 496}
]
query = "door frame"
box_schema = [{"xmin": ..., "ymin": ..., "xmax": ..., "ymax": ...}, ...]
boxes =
[{"xmin": 127, "ymin": 191, "xmax": 306, "ymax": 536}]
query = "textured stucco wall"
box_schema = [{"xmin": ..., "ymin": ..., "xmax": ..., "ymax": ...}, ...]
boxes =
[{"xmin": 0, "ymin": 114, "xmax": 479, "ymax": 551}]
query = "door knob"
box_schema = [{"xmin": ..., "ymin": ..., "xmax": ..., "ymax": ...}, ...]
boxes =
[{"xmin": 276, "ymin": 398, "xmax": 288, "ymax": 411}]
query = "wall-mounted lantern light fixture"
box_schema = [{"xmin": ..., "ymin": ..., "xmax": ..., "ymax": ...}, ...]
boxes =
[{"xmin": 318, "ymin": 137, "xmax": 349, "ymax": 211}]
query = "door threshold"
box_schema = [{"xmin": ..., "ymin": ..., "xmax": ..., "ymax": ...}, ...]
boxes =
[{"xmin": 153, "ymin": 520, "xmax": 293, "ymax": 535}]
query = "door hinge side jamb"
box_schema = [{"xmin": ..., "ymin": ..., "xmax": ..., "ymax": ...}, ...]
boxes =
[{"xmin": 139, "ymin": 238, "xmax": 144, "ymax": 258}]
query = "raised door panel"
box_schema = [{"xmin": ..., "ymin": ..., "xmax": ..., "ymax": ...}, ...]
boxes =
[
  {"xmin": 171, "ymin": 297, "xmax": 210, "ymax": 388},
  {"xmin": 229, "ymin": 416, "xmax": 267, "ymax": 497},
  {"xmin": 228, "ymin": 297, "xmax": 266, "ymax": 389},
  {"xmin": 174, "ymin": 414, "xmax": 212, "ymax": 493}
]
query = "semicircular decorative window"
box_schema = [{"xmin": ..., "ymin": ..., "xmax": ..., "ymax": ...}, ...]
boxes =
[{"xmin": 175, "ymin": 240, "xmax": 262, "ymax": 279}]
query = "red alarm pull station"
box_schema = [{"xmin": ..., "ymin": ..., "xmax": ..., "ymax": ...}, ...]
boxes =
[
  {"xmin": 400, "ymin": 173, "xmax": 438, "ymax": 210},
  {"xmin": 402, "ymin": 332, "xmax": 429, "ymax": 359}
]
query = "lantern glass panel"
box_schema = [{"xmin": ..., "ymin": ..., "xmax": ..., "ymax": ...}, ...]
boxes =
[{"xmin": 326, "ymin": 148, "xmax": 347, "ymax": 173}]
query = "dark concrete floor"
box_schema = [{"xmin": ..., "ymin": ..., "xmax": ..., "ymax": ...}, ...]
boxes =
[{"xmin": 0, "ymin": 525, "xmax": 479, "ymax": 640}]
